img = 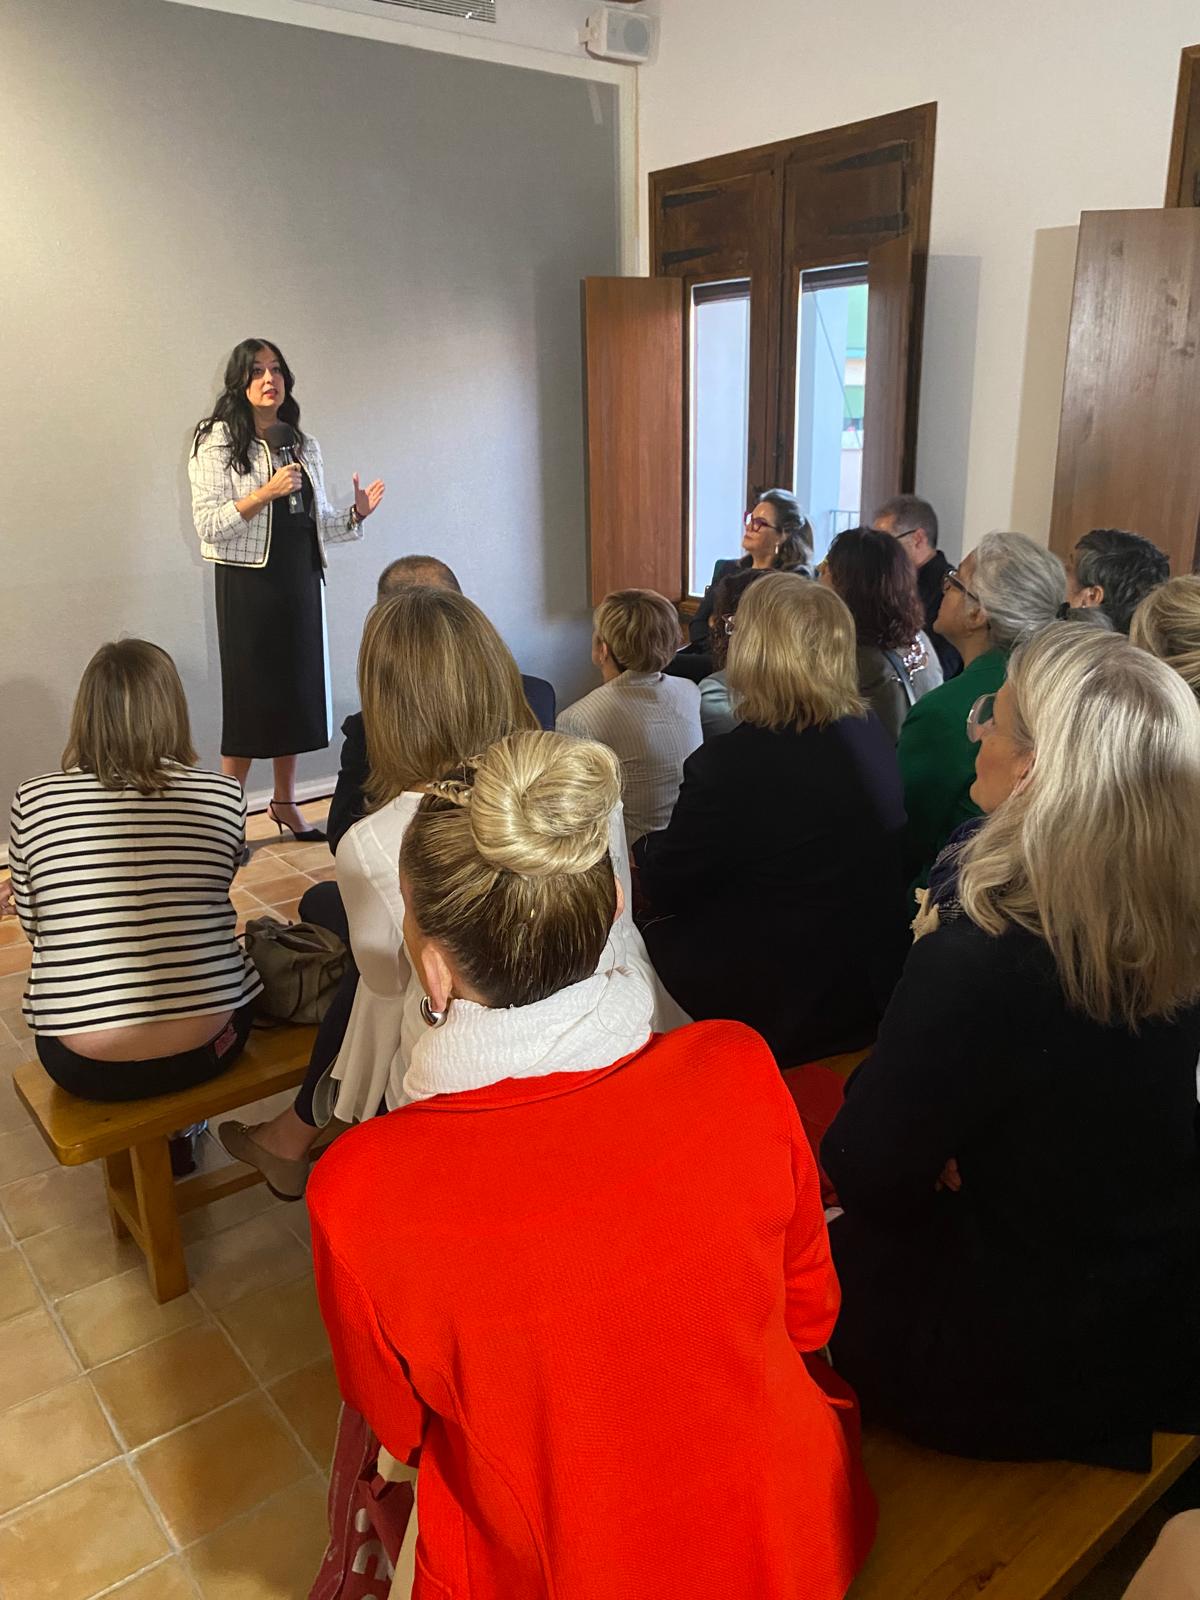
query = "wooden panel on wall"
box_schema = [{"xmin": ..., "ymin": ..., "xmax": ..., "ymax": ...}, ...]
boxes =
[
  {"xmin": 1049, "ymin": 208, "xmax": 1200, "ymax": 577},
  {"xmin": 1165, "ymin": 44, "xmax": 1200, "ymax": 207},
  {"xmin": 581, "ymin": 277, "xmax": 685, "ymax": 602},
  {"xmin": 861, "ymin": 233, "xmax": 914, "ymax": 521}
]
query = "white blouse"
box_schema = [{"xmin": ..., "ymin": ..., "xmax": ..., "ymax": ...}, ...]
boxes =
[{"xmin": 328, "ymin": 795, "xmax": 688, "ymax": 1125}]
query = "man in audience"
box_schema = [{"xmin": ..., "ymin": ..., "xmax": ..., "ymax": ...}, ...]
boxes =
[
  {"xmin": 1065, "ymin": 527, "xmax": 1169, "ymax": 633},
  {"xmin": 326, "ymin": 556, "xmax": 555, "ymax": 853},
  {"xmin": 873, "ymin": 494, "xmax": 961, "ymax": 679},
  {"xmin": 558, "ymin": 589, "xmax": 701, "ymax": 846}
]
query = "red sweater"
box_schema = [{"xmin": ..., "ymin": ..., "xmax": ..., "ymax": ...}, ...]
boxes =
[{"xmin": 308, "ymin": 1020, "xmax": 876, "ymax": 1599}]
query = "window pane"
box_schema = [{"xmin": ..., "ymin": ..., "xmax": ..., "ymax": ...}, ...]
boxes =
[
  {"xmin": 793, "ymin": 271, "xmax": 868, "ymax": 562},
  {"xmin": 689, "ymin": 283, "xmax": 751, "ymax": 594}
]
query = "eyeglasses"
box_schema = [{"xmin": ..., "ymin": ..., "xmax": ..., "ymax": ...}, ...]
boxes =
[
  {"xmin": 744, "ymin": 514, "xmax": 782, "ymax": 535},
  {"xmin": 942, "ymin": 568, "xmax": 980, "ymax": 605},
  {"xmin": 966, "ymin": 692, "xmax": 997, "ymax": 743}
]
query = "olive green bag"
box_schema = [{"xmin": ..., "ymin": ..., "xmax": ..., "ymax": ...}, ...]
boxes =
[{"xmin": 244, "ymin": 916, "xmax": 348, "ymax": 1026}]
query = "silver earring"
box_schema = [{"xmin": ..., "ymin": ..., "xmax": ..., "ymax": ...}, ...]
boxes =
[{"xmin": 419, "ymin": 994, "xmax": 447, "ymax": 1029}]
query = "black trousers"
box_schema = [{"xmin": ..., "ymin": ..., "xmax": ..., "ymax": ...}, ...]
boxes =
[
  {"xmin": 37, "ymin": 1000, "xmax": 256, "ymax": 1103},
  {"xmin": 294, "ymin": 880, "xmax": 359, "ymax": 1127}
]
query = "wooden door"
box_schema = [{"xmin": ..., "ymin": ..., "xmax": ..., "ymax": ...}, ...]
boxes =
[
  {"xmin": 1049, "ymin": 209, "xmax": 1200, "ymax": 577},
  {"xmin": 649, "ymin": 157, "xmax": 781, "ymax": 498},
  {"xmin": 1166, "ymin": 45, "xmax": 1200, "ymax": 207},
  {"xmin": 581, "ymin": 277, "xmax": 685, "ymax": 602},
  {"xmin": 860, "ymin": 233, "xmax": 915, "ymax": 521}
]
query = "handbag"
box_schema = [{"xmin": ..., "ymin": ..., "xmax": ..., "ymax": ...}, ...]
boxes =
[
  {"xmin": 310, "ymin": 1404, "xmax": 415, "ymax": 1600},
  {"xmin": 245, "ymin": 915, "xmax": 348, "ymax": 1025}
]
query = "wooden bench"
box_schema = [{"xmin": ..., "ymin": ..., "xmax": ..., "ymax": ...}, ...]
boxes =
[
  {"xmin": 850, "ymin": 1426, "xmax": 1200, "ymax": 1598},
  {"xmin": 14, "ymin": 1025, "xmax": 316, "ymax": 1303}
]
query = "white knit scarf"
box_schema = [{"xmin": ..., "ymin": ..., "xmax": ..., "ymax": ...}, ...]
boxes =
[{"xmin": 401, "ymin": 963, "xmax": 655, "ymax": 1103}]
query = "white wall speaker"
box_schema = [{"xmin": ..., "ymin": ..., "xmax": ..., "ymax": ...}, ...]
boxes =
[{"xmin": 582, "ymin": 6, "xmax": 658, "ymax": 65}]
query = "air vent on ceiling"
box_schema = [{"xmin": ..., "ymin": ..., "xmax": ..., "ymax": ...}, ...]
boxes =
[{"xmin": 369, "ymin": 0, "xmax": 496, "ymax": 20}]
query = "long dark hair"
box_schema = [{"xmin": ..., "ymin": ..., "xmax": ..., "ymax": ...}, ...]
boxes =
[
  {"xmin": 826, "ymin": 525, "xmax": 924, "ymax": 651},
  {"xmin": 192, "ymin": 338, "xmax": 304, "ymax": 476},
  {"xmin": 739, "ymin": 488, "xmax": 815, "ymax": 573},
  {"xmin": 709, "ymin": 567, "xmax": 772, "ymax": 671}
]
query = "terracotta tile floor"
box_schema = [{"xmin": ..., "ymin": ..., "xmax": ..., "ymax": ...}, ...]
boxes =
[{"xmin": 0, "ymin": 803, "xmax": 416, "ymax": 1598}]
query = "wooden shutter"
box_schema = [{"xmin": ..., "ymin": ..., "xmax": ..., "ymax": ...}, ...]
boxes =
[
  {"xmin": 581, "ymin": 277, "xmax": 685, "ymax": 602},
  {"xmin": 1166, "ymin": 45, "xmax": 1200, "ymax": 207},
  {"xmin": 1049, "ymin": 208, "xmax": 1200, "ymax": 577},
  {"xmin": 860, "ymin": 233, "xmax": 915, "ymax": 520}
]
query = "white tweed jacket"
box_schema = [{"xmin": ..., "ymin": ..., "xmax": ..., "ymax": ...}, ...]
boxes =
[{"xmin": 187, "ymin": 421, "xmax": 363, "ymax": 568}]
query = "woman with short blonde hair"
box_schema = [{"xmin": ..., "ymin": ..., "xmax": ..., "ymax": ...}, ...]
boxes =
[
  {"xmin": 224, "ymin": 593, "xmax": 683, "ymax": 1196},
  {"xmin": 309, "ymin": 731, "xmax": 876, "ymax": 1600},
  {"xmin": 559, "ymin": 588, "xmax": 701, "ymax": 846},
  {"xmin": 728, "ymin": 571, "xmax": 865, "ymax": 730},
  {"xmin": 7, "ymin": 640, "xmax": 261, "ymax": 1102},
  {"xmin": 824, "ymin": 622, "xmax": 1200, "ymax": 1467},
  {"xmin": 638, "ymin": 570, "xmax": 909, "ymax": 1064},
  {"xmin": 1131, "ymin": 573, "xmax": 1200, "ymax": 701}
]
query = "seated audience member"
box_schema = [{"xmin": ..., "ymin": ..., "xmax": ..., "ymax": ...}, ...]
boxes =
[
  {"xmin": 873, "ymin": 493, "xmax": 961, "ymax": 678},
  {"xmin": 638, "ymin": 575, "xmax": 908, "ymax": 1065},
  {"xmin": 898, "ymin": 530, "xmax": 1064, "ymax": 890},
  {"xmin": 1130, "ymin": 573, "xmax": 1200, "ymax": 700},
  {"xmin": 697, "ymin": 567, "xmax": 771, "ymax": 740},
  {"xmin": 820, "ymin": 526, "xmax": 944, "ymax": 741},
  {"xmin": 823, "ymin": 624, "xmax": 1200, "ymax": 1469},
  {"xmin": 7, "ymin": 641, "xmax": 261, "ymax": 1100},
  {"xmin": 222, "ymin": 589, "xmax": 682, "ymax": 1197},
  {"xmin": 308, "ymin": 731, "xmax": 877, "ymax": 1600},
  {"xmin": 686, "ymin": 489, "xmax": 816, "ymax": 650},
  {"xmin": 558, "ymin": 589, "xmax": 702, "ymax": 845},
  {"xmin": 1124, "ymin": 1512, "xmax": 1200, "ymax": 1600},
  {"xmin": 1065, "ymin": 526, "xmax": 1169, "ymax": 633},
  {"xmin": 326, "ymin": 555, "xmax": 555, "ymax": 855}
]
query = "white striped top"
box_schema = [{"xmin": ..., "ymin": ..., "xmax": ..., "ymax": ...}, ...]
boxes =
[{"xmin": 9, "ymin": 766, "xmax": 262, "ymax": 1034}]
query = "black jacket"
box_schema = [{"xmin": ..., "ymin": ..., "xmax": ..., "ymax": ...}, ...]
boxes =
[
  {"xmin": 326, "ymin": 674, "xmax": 557, "ymax": 854},
  {"xmin": 822, "ymin": 915, "xmax": 1200, "ymax": 1470},
  {"xmin": 636, "ymin": 715, "xmax": 908, "ymax": 1065}
]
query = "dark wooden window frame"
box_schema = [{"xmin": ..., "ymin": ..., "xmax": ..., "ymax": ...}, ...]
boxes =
[
  {"xmin": 1166, "ymin": 45, "xmax": 1200, "ymax": 207},
  {"xmin": 650, "ymin": 104, "xmax": 936, "ymax": 598}
]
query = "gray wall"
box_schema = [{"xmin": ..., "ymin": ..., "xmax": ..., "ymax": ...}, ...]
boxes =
[{"xmin": 0, "ymin": 0, "xmax": 619, "ymax": 823}]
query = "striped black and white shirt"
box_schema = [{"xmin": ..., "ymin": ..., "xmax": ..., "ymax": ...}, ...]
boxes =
[{"xmin": 9, "ymin": 766, "xmax": 262, "ymax": 1034}]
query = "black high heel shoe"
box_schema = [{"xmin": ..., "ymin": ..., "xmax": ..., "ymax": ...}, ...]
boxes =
[{"xmin": 268, "ymin": 798, "xmax": 327, "ymax": 843}]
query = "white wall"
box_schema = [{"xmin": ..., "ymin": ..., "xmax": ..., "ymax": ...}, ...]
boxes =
[
  {"xmin": 0, "ymin": 0, "xmax": 624, "ymax": 827},
  {"xmin": 638, "ymin": 0, "xmax": 1198, "ymax": 558}
]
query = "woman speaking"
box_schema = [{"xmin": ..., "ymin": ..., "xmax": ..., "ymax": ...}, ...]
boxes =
[{"xmin": 188, "ymin": 339, "xmax": 385, "ymax": 840}]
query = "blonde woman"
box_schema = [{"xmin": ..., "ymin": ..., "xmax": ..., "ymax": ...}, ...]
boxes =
[
  {"xmin": 308, "ymin": 732, "xmax": 876, "ymax": 1600},
  {"xmin": 637, "ymin": 573, "xmax": 908, "ymax": 1066},
  {"xmin": 1131, "ymin": 573, "xmax": 1200, "ymax": 699},
  {"xmin": 824, "ymin": 624, "xmax": 1200, "ymax": 1468},
  {"xmin": 558, "ymin": 588, "xmax": 701, "ymax": 845},
  {"xmin": 223, "ymin": 589, "xmax": 683, "ymax": 1196},
  {"xmin": 7, "ymin": 640, "xmax": 261, "ymax": 1100}
]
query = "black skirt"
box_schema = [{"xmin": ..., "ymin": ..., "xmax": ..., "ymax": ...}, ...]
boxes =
[{"xmin": 215, "ymin": 482, "xmax": 331, "ymax": 759}]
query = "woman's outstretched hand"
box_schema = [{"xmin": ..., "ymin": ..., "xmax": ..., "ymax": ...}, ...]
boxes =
[{"xmin": 353, "ymin": 474, "xmax": 385, "ymax": 520}]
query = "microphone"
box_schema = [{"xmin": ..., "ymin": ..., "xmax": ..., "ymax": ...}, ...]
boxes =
[{"xmin": 262, "ymin": 421, "xmax": 303, "ymax": 515}]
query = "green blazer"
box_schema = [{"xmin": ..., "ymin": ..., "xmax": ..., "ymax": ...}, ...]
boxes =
[{"xmin": 897, "ymin": 648, "xmax": 1007, "ymax": 890}]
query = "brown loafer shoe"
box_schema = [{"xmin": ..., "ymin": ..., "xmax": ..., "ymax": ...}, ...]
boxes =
[{"xmin": 218, "ymin": 1120, "xmax": 309, "ymax": 1202}]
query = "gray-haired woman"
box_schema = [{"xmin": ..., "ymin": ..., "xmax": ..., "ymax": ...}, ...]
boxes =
[{"xmin": 897, "ymin": 530, "xmax": 1065, "ymax": 890}]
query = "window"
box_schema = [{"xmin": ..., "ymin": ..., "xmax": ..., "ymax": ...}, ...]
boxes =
[
  {"xmin": 650, "ymin": 104, "xmax": 935, "ymax": 597},
  {"xmin": 794, "ymin": 267, "xmax": 868, "ymax": 561},
  {"xmin": 689, "ymin": 281, "xmax": 751, "ymax": 592}
]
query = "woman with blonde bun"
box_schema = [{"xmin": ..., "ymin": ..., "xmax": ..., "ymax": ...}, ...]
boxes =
[
  {"xmin": 308, "ymin": 730, "xmax": 876, "ymax": 1600},
  {"xmin": 223, "ymin": 588, "xmax": 683, "ymax": 1199},
  {"xmin": 1130, "ymin": 573, "xmax": 1200, "ymax": 700},
  {"xmin": 824, "ymin": 624, "xmax": 1200, "ymax": 1469}
]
